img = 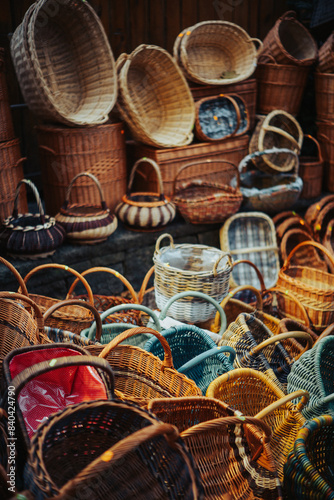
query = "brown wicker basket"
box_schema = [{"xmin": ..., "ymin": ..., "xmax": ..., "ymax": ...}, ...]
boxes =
[
  {"xmin": 10, "ymin": 0, "xmax": 117, "ymax": 126},
  {"xmin": 318, "ymin": 32, "xmax": 334, "ymax": 73},
  {"xmin": 0, "ymin": 139, "xmax": 27, "ymax": 223},
  {"xmin": 275, "ymin": 214, "xmax": 314, "ymax": 244},
  {"xmin": 304, "ymin": 194, "xmax": 334, "ymax": 228},
  {"xmin": 317, "ymin": 120, "xmax": 334, "ymax": 191},
  {"xmin": 0, "ymin": 48, "xmax": 15, "ymax": 143},
  {"xmin": 299, "ymin": 135, "xmax": 324, "ymax": 199},
  {"xmin": 315, "ymin": 72, "xmax": 334, "ymax": 122},
  {"xmin": 280, "ymin": 228, "xmax": 326, "ymax": 270},
  {"xmin": 259, "ymin": 10, "xmax": 318, "ymax": 66},
  {"xmin": 116, "ymin": 44, "xmax": 195, "ymax": 148}
]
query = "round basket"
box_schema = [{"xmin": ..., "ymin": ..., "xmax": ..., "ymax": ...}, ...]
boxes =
[
  {"xmin": 174, "ymin": 20, "xmax": 262, "ymax": 85},
  {"xmin": 318, "ymin": 32, "xmax": 334, "ymax": 73},
  {"xmin": 115, "ymin": 157, "xmax": 176, "ymax": 231},
  {"xmin": 55, "ymin": 172, "xmax": 118, "ymax": 244},
  {"xmin": 10, "ymin": 0, "xmax": 117, "ymax": 126},
  {"xmin": 116, "ymin": 44, "xmax": 195, "ymax": 148},
  {"xmin": 0, "ymin": 179, "xmax": 65, "ymax": 259},
  {"xmin": 249, "ymin": 110, "xmax": 303, "ymax": 173},
  {"xmin": 259, "ymin": 10, "xmax": 318, "ymax": 66},
  {"xmin": 153, "ymin": 233, "xmax": 232, "ymax": 323}
]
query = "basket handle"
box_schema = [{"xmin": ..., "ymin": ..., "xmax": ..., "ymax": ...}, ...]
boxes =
[
  {"xmin": 67, "ymin": 266, "xmax": 139, "ymax": 304},
  {"xmin": 178, "ymin": 346, "xmax": 236, "ymax": 375},
  {"xmin": 181, "ymin": 415, "xmax": 272, "ymax": 444},
  {"xmin": 159, "ymin": 291, "xmax": 227, "ymax": 336},
  {"xmin": 7, "ymin": 355, "xmax": 115, "ymax": 401},
  {"xmin": 231, "ymin": 259, "xmax": 266, "ymax": 292},
  {"xmin": 154, "ymin": 232, "xmax": 175, "ymax": 254},
  {"xmin": 87, "ymin": 303, "xmax": 161, "ymax": 340},
  {"xmin": 38, "ymin": 145, "xmax": 57, "ymax": 156},
  {"xmin": 63, "ymin": 172, "xmax": 108, "ymax": 211},
  {"xmin": 43, "ymin": 299, "xmax": 103, "ymax": 342},
  {"xmin": 173, "ymin": 159, "xmax": 240, "ymax": 193},
  {"xmin": 303, "ymin": 134, "xmax": 323, "ymax": 163},
  {"xmin": 282, "ymin": 240, "xmax": 334, "ymax": 270},
  {"xmin": 261, "ymin": 125, "xmax": 302, "ymax": 152},
  {"xmin": 98, "ymin": 326, "xmax": 174, "ymax": 369},
  {"xmin": 279, "ymin": 10, "xmax": 297, "ymax": 21},
  {"xmin": 12, "ymin": 179, "xmax": 45, "ymax": 222},
  {"xmin": 254, "ymin": 389, "xmax": 310, "ymax": 419},
  {"xmin": 258, "ymin": 53, "xmax": 278, "ymax": 64},
  {"xmin": 21, "ymin": 263, "xmax": 95, "ymax": 306},
  {"xmin": 238, "ymin": 148, "xmax": 298, "ymax": 173},
  {"xmin": 264, "ymin": 286, "xmax": 311, "ymax": 328},
  {"xmin": 137, "ymin": 265, "xmax": 155, "ymax": 304},
  {"xmin": 314, "ymin": 322, "xmax": 334, "ymax": 345},
  {"xmin": 14, "ymin": 157, "xmax": 27, "ymax": 168},
  {"xmin": 248, "ymin": 37, "xmax": 263, "ymax": 52},
  {"xmin": 127, "ymin": 157, "xmax": 165, "ymax": 198},
  {"xmin": 0, "ymin": 256, "xmax": 29, "ymax": 296},
  {"xmin": 249, "ymin": 331, "xmax": 314, "ymax": 356},
  {"xmin": 0, "ymin": 291, "xmax": 44, "ymax": 341}
]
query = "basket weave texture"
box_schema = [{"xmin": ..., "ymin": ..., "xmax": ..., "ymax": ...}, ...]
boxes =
[
  {"xmin": 0, "ymin": 48, "xmax": 15, "ymax": 142},
  {"xmin": 318, "ymin": 32, "xmax": 334, "ymax": 73},
  {"xmin": 315, "ymin": 72, "xmax": 334, "ymax": 122},
  {"xmin": 299, "ymin": 135, "xmax": 324, "ymax": 199},
  {"xmin": 10, "ymin": 0, "xmax": 117, "ymax": 126},
  {"xmin": 0, "ymin": 139, "xmax": 27, "ymax": 223}
]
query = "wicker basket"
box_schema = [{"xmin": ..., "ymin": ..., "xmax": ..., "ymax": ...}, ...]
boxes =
[
  {"xmin": 36, "ymin": 121, "xmax": 127, "ymax": 215},
  {"xmin": 220, "ymin": 211, "xmax": 280, "ymax": 290},
  {"xmin": 277, "ymin": 240, "xmax": 334, "ymax": 331},
  {"xmin": 275, "ymin": 213, "xmax": 314, "ymax": 244},
  {"xmin": 259, "ymin": 10, "xmax": 317, "ymax": 66},
  {"xmin": 315, "ymin": 121, "xmax": 334, "ymax": 192},
  {"xmin": 116, "ymin": 157, "xmax": 176, "ymax": 231},
  {"xmin": 318, "ymin": 32, "xmax": 334, "ymax": 73},
  {"xmin": 206, "ymin": 368, "xmax": 308, "ymax": 482},
  {"xmin": 10, "ymin": 0, "xmax": 117, "ymax": 126},
  {"xmin": 280, "ymin": 228, "xmax": 326, "ymax": 270},
  {"xmin": 304, "ymin": 194, "xmax": 334, "ymax": 228},
  {"xmin": 175, "ymin": 20, "xmax": 262, "ymax": 86},
  {"xmin": 299, "ymin": 135, "xmax": 324, "ymax": 199},
  {"xmin": 153, "ymin": 233, "xmax": 232, "ymax": 323},
  {"xmin": 0, "ymin": 48, "xmax": 15, "ymax": 142},
  {"xmin": 0, "ymin": 179, "xmax": 65, "ymax": 259},
  {"xmin": 249, "ymin": 111, "xmax": 303, "ymax": 174},
  {"xmin": 172, "ymin": 159, "xmax": 243, "ymax": 224},
  {"xmin": 55, "ymin": 172, "xmax": 118, "ymax": 244},
  {"xmin": 116, "ymin": 44, "xmax": 195, "ymax": 148},
  {"xmin": 315, "ymin": 72, "xmax": 334, "ymax": 122}
]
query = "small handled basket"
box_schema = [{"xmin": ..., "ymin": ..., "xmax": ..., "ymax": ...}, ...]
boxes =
[
  {"xmin": 299, "ymin": 135, "xmax": 324, "ymax": 200},
  {"xmin": 115, "ymin": 157, "xmax": 176, "ymax": 231},
  {"xmin": 0, "ymin": 179, "xmax": 65, "ymax": 259},
  {"xmin": 55, "ymin": 172, "xmax": 118, "ymax": 244},
  {"xmin": 172, "ymin": 159, "xmax": 243, "ymax": 224}
]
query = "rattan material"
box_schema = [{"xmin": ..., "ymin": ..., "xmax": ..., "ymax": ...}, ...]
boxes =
[
  {"xmin": 249, "ymin": 111, "xmax": 303, "ymax": 174},
  {"xmin": 148, "ymin": 397, "xmax": 282, "ymax": 500},
  {"xmin": 116, "ymin": 44, "xmax": 195, "ymax": 148},
  {"xmin": 312, "ymin": 200, "xmax": 334, "ymax": 244},
  {"xmin": 277, "ymin": 318, "xmax": 318, "ymax": 360},
  {"xmin": 175, "ymin": 20, "xmax": 262, "ymax": 86},
  {"xmin": 277, "ymin": 240, "xmax": 334, "ymax": 331},
  {"xmin": 323, "ymin": 217, "xmax": 334, "ymax": 260},
  {"xmin": 275, "ymin": 214, "xmax": 314, "ymax": 245},
  {"xmin": 284, "ymin": 415, "xmax": 334, "ymax": 499},
  {"xmin": 315, "ymin": 73, "xmax": 334, "ymax": 122},
  {"xmin": 11, "ymin": 0, "xmax": 117, "ymax": 126},
  {"xmin": 312, "ymin": 122, "xmax": 334, "ymax": 192},
  {"xmin": 206, "ymin": 368, "xmax": 308, "ymax": 482},
  {"xmin": 280, "ymin": 229, "xmax": 325, "ymax": 270},
  {"xmin": 98, "ymin": 326, "xmax": 202, "ymax": 406},
  {"xmin": 36, "ymin": 122, "xmax": 127, "ymax": 216},
  {"xmin": 25, "ymin": 399, "xmax": 202, "ymax": 500},
  {"xmin": 173, "ymin": 159, "xmax": 243, "ymax": 224},
  {"xmin": 258, "ymin": 10, "xmax": 317, "ymax": 66},
  {"xmin": 299, "ymin": 135, "xmax": 324, "ymax": 199},
  {"xmin": 153, "ymin": 233, "xmax": 232, "ymax": 323},
  {"xmin": 0, "ymin": 139, "xmax": 27, "ymax": 223},
  {"xmin": 318, "ymin": 32, "xmax": 334, "ymax": 73},
  {"xmin": 0, "ymin": 179, "xmax": 65, "ymax": 259},
  {"xmin": 0, "ymin": 48, "xmax": 15, "ymax": 142},
  {"xmin": 262, "ymin": 286, "xmax": 312, "ymax": 331},
  {"xmin": 220, "ymin": 211, "xmax": 280, "ymax": 290},
  {"xmin": 116, "ymin": 157, "xmax": 176, "ymax": 231},
  {"xmin": 304, "ymin": 194, "xmax": 334, "ymax": 229}
]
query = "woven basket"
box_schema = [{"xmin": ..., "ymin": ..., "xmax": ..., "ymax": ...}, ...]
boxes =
[
  {"xmin": 312, "ymin": 200, "xmax": 334, "ymax": 245},
  {"xmin": 0, "ymin": 48, "xmax": 15, "ymax": 142},
  {"xmin": 315, "ymin": 72, "xmax": 334, "ymax": 122},
  {"xmin": 116, "ymin": 157, "xmax": 176, "ymax": 231},
  {"xmin": 206, "ymin": 368, "xmax": 308, "ymax": 482},
  {"xmin": 25, "ymin": 399, "xmax": 203, "ymax": 500},
  {"xmin": 259, "ymin": 10, "xmax": 317, "ymax": 66},
  {"xmin": 220, "ymin": 211, "xmax": 280, "ymax": 290},
  {"xmin": 315, "ymin": 121, "xmax": 334, "ymax": 192},
  {"xmin": 304, "ymin": 194, "xmax": 334, "ymax": 228},
  {"xmin": 0, "ymin": 179, "xmax": 65, "ymax": 259},
  {"xmin": 10, "ymin": 0, "xmax": 117, "ymax": 126},
  {"xmin": 153, "ymin": 233, "xmax": 232, "ymax": 323},
  {"xmin": 148, "ymin": 397, "xmax": 283, "ymax": 500},
  {"xmin": 277, "ymin": 240, "xmax": 334, "ymax": 331},
  {"xmin": 275, "ymin": 213, "xmax": 314, "ymax": 244},
  {"xmin": 175, "ymin": 20, "xmax": 262, "ymax": 86},
  {"xmin": 55, "ymin": 172, "xmax": 118, "ymax": 244},
  {"xmin": 0, "ymin": 139, "xmax": 28, "ymax": 223},
  {"xmin": 116, "ymin": 44, "xmax": 195, "ymax": 148},
  {"xmin": 299, "ymin": 135, "xmax": 324, "ymax": 199},
  {"xmin": 249, "ymin": 111, "xmax": 303, "ymax": 174},
  {"xmin": 323, "ymin": 217, "xmax": 334, "ymax": 260},
  {"xmin": 36, "ymin": 121, "xmax": 127, "ymax": 215},
  {"xmin": 318, "ymin": 32, "xmax": 334, "ymax": 73},
  {"xmin": 284, "ymin": 415, "xmax": 334, "ymax": 499},
  {"xmin": 280, "ymin": 228, "xmax": 326, "ymax": 271},
  {"xmin": 277, "ymin": 317, "xmax": 318, "ymax": 360},
  {"xmin": 172, "ymin": 159, "xmax": 243, "ymax": 224}
]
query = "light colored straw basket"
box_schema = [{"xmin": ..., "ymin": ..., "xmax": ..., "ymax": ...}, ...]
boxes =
[
  {"xmin": 10, "ymin": 0, "xmax": 117, "ymax": 126},
  {"xmin": 318, "ymin": 31, "xmax": 334, "ymax": 73},
  {"xmin": 174, "ymin": 20, "xmax": 262, "ymax": 85},
  {"xmin": 153, "ymin": 233, "xmax": 232, "ymax": 323},
  {"xmin": 116, "ymin": 44, "xmax": 195, "ymax": 148}
]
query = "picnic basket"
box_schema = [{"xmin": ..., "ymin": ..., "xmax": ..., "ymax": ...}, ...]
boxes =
[
  {"xmin": 25, "ymin": 399, "xmax": 203, "ymax": 500},
  {"xmin": 172, "ymin": 159, "xmax": 243, "ymax": 224},
  {"xmin": 115, "ymin": 157, "xmax": 176, "ymax": 231},
  {"xmin": 153, "ymin": 233, "xmax": 232, "ymax": 323},
  {"xmin": 55, "ymin": 172, "xmax": 118, "ymax": 244},
  {"xmin": 10, "ymin": 0, "xmax": 117, "ymax": 126},
  {"xmin": 299, "ymin": 135, "xmax": 324, "ymax": 199},
  {"xmin": 277, "ymin": 240, "xmax": 334, "ymax": 331},
  {"xmin": 148, "ymin": 397, "xmax": 283, "ymax": 500},
  {"xmin": 174, "ymin": 20, "xmax": 262, "ymax": 85},
  {"xmin": 0, "ymin": 179, "xmax": 65, "ymax": 259},
  {"xmin": 206, "ymin": 368, "xmax": 308, "ymax": 481},
  {"xmin": 284, "ymin": 415, "xmax": 334, "ymax": 499}
]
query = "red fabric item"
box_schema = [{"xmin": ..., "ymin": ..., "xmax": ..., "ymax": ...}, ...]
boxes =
[{"xmin": 9, "ymin": 347, "xmax": 108, "ymax": 437}]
